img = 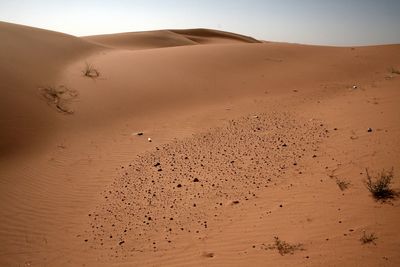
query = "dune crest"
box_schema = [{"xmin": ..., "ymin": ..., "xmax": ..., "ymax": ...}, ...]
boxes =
[
  {"xmin": 84, "ymin": 28, "xmax": 261, "ymax": 50},
  {"xmin": 169, "ymin": 28, "xmax": 261, "ymax": 44}
]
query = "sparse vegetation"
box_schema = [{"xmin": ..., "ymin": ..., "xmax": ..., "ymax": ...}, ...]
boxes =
[
  {"xmin": 365, "ymin": 168, "xmax": 397, "ymax": 201},
  {"xmin": 360, "ymin": 231, "xmax": 378, "ymax": 245},
  {"xmin": 336, "ymin": 178, "xmax": 350, "ymax": 191},
  {"xmin": 267, "ymin": 236, "xmax": 304, "ymax": 255},
  {"xmin": 83, "ymin": 62, "xmax": 100, "ymax": 78},
  {"xmin": 389, "ymin": 66, "xmax": 400, "ymax": 75},
  {"xmin": 38, "ymin": 85, "xmax": 78, "ymax": 114}
]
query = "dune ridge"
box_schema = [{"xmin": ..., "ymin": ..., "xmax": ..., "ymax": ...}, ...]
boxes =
[
  {"xmin": 84, "ymin": 28, "xmax": 261, "ymax": 50},
  {"xmin": 169, "ymin": 28, "xmax": 262, "ymax": 44}
]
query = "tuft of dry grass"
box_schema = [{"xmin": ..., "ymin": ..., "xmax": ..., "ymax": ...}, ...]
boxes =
[
  {"xmin": 38, "ymin": 85, "xmax": 78, "ymax": 114},
  {"xmin": 83, "ymin": 62, "xmax": 100, "ymax": 78},
  {"xmin": 266, "ymin": 236, "xmax": 304, "ymax": 255},
  {"xmin": 365, "ymin": 168, "xmax": 397, "ymax": 201},
  {"xmin": 336, "ymin": 178, "xmax": 350, "ymax": 191},
  {"xmin": 360, "ymin": 231, "xmax": 378, "ymax": 245}
]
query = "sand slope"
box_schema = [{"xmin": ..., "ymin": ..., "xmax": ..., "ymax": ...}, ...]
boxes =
[
  {"xmin": 0, "ymin": 21, "xmax": 102, "ymax": 157},
  {"xmin": 0, "ymin": 21, "xmax": 399, "ymax": 266}
]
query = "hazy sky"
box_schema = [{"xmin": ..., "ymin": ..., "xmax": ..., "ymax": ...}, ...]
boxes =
[{"xmin": 1, "ymin": 0, "xmax": 399, "ymax": 46}]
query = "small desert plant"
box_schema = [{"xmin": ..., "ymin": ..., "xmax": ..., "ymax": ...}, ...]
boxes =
[
  {"xmin": 336, "ymin": 178, "xmax": 350, "ymax": 191},
  {"xmin": 365, "ymin": 168, "xmax": 397, "ymax": 201},
  {"xmin": 38, "ymin": 85, "xmax": 78, "ymax": 114},
  {"xmin": 389, "ymin": 66, "xmax": 400, "ymax": 75},
  {"xmin": 83, "ymin": 62, "xmax": 100, "ymax": 78},
  {"xmin": 267, "ymin": 236, "xmax": 304, "ymax": 255},
  {"xmin": 360, "ymin": 231, "xmax": 377, "ymax": 245}
]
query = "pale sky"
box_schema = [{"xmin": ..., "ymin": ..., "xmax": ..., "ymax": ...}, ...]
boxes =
[{"xmin": 1, "ymin": 0, "xmax": 399, "ymax": 46}]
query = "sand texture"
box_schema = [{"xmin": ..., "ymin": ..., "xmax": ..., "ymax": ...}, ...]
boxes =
[{"xmin": 0, "ymin": 21, "xmax": 400, "ymax": 266}]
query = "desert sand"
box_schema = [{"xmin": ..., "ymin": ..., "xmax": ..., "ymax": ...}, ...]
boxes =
[{"xmin": 0, "ymin": 21, "xmax": 399, "ymax": 266}]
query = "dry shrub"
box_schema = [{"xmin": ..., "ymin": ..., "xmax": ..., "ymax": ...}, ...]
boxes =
[
  {"xmin": 336, "ymin": 178, "xmax": 350, "ymax": 191},
  {"xmin": 38, "ymin": 85, "xmax": 78, "ymax": 114},
  {"xmin": 360, "ymin": 231, "xmax": 378, "ymax": 245},
  {"xmin": 365, "ymin": 168, "xmax": 397, "ymax": 201},
  {"xmin": 83, "ymin": 62, "xmax": 100, "ymax": 78},
  {"xmin": 267, "ymin": 236, "xmax": 304, "ymax": 255}
]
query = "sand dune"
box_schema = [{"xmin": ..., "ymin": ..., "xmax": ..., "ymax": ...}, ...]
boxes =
[
  {"xmin": 0, "ymin": 21, "xmax": 399, "ymax": 266},
  {"xmin": 0, "ymin": 21, "xmax": 102, "ymax": 157},
  {"xmin": 84, "ymin": 28, "xmax": 260, "ymax": 50},
  {"xmin": 84, "ymin": 30, "xmax": 197, "ymax": 50}
]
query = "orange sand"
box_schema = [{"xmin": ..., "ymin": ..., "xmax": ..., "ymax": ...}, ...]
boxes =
[{"xmin": 0, "ymin": 21, "xmax": 399, "ymax": 266}]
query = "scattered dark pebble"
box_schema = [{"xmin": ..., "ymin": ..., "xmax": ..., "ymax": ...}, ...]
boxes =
[
  {"xmin": 86, "ymin": 112, "xmax": 330, "ymax": 253},
  {"xmin": 203, "ymin": 252, "xmax": 215, "ymax": 258}
]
